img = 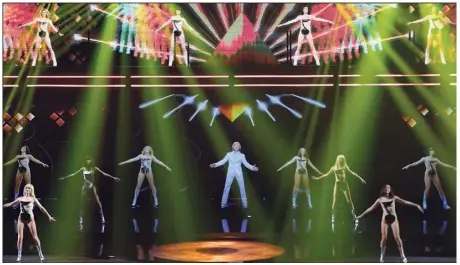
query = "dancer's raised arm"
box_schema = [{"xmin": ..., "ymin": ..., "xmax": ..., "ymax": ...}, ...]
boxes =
[
  {"xmin": 308, "ymin": 159, "xmax": 323, "ymax": 175},
  {"xmin": 402, "ymin": 157, "xmax": 424, "ymax": 170},
  {"xmin": 242, "ymin": 155, "xmax": 258, "ymax": 171},
  {"xmin": 356, "ymin": 198, "xmax": 380, "ymax": 219},
  {"xmin": 313, "ymin": 16, "xmax": 333, "ymax": 24},
  {"xmin": 151, "ymin": 155, "xmax": 172, "ymax": 171},
  {"xmin": 210, "ymin": 153, "xmax": 229, "ymax": 168},
  {"xmin": 156, "ymin": 19, "xmax": 171, "ymax": 33},
  {"xmin": 28, "ymin": 155, "xmax": 49, "ymax": 167},
  {"xmin": 119, "ymin": 155, "xmax": 141, "ymax": 165},
  {"xmin": 59, "ymin": 167, "xmax": 84, "ymax": 181},
  {"xmin": 395, "ymin": 196, "xmax": 423, "ymax": 212},
  {"xmin": 96, "ymin": 167, "xmax": 121, "ymax": 181},
  {"xmin": 3, "ymin": 155, "xmax": 19, "ymax": 166},
  {"xmin": 437, "ymin": 159, "xmax": 456, "ymax": 170},
  {"xmin": 3, "ymin": 198, "xmax": 20, "ymax": 208},
  {"xmin": 277, "ymin": 157, "xmax": 296, "ymax": 172},
  {"xmin": 347, "ymin": 166, "xmax": 366, "ymax": 184},
  {"xmin": 19, "ymin": 18, "xmax": 37, "ymax": 28},
  {"xmin": 34, "ymin": 198, "xmax": 56, "ymax": 221},
  {"xmin": 277, "ymin": 16, "xmax": 300, "ymax": 28},
  {"xmin": 313, "ymin": 167, "xmax": 332, "ymax": 180}
]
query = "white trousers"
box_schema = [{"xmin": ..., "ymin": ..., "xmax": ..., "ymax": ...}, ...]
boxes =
[{"xmin": 221, "ymin": 172, "xmax": 247, "ymax": 207}]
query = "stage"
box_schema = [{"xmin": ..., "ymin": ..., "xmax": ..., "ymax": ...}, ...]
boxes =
[{"xmin": 2, "ymin": 198, "xmax": 456, "ymax": 263}]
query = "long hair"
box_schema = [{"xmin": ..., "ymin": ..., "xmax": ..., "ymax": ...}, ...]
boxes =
[
  {"xmin": 85, "ymin": 157, "xmax": 95, "ymax": 171},
  {"xmin": 380, "ymin": 185, "xmax": 394, "ymax": 198},
  {"xmin": 24, "ymin": 183, "xmax": 36, "ymax": 198},
  {"xmin": 41, "ymin": 8, "xmax": 51, "ymax": 18},
  {"xmin": 20, "ymin": 145, "xmax": 31, "ymax": 154},
  {"xmin": 333, "ymin": 154, "xmax": 347, "ymax": 170},
  {"xmin": 297, "ymin": 148, "xmax": 308, "ymax": 160},
  {"xmin": 142, "ymin": 146, "xmax": 154, "ymax": 156}
]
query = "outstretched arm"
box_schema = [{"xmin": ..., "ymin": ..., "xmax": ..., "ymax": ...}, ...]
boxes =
[
  {"xmin": 308, "ymin": 159, "xmax": 323, "ymax": 175},
  {"xmin": 151, "ymin": 155, "xmax": 171, "ymax": 171},
  {"xmin": 347, "ymin": 166, "xmax": 366, "ymax": 184},
  {"xmin": 314, "ymin": 167, "xmax": 332, "ymax": 180},
  {"xmin": 183, "ymin": 18, "xmax": 200, "ymax": 35},
  {"xmin": 395, "ymin": 196, "xmax": 423, "ymax": 212},
  {"xmin": 277, "ymin": 157, "xmax": 296, "ymax": 172},
  {"xmin": 3, "ymin": 199, "xmax": 20, "ymax": 208},
  {"xmin": 156, "ymin": 19, "xmax": 171, "ymax": 32},
  {"xmin": 408, "ymin": 15, "xmax": 432, "ymax": 25},
  {"xmin": 277, "ymin": 16, "xmax": 300, "ymax": 27},
  {"xmin": 402, "ymin": 158, "xmax": 424, "ymax": 170},
  {"xmin": 34, "ymin": 198, "xmax": 56, "ymax": 221},
  {"xmin": 313, "ymin": 16, "xmax": 334, "ymax": 24},
  {"xmin": 357, "ymin": 199, "xmax": 380, "ymax": 219},
  {"xmin": 19, "ymin": 18, "xmax": 37, "ymax": 28},
  {"xmin": 119, "ymin": 155, "xmax": 141, "ymax": 165},
  {"xmin": 242, "ymin": 154, "xmax": 258, "ymax": 171},
  {"xmin": 211, "ymin": 153, "xmax": 229, "ymax": 168},
  {"xmin": 3, "ymin": 156, "xmax": 19, "ymax": 166},
  {"xmin": 28, "ymin": 155, "xmax": 49, "ymax": 167},
  {"xmin": 96, "ymin": 167, "xmax": 121, "ymax": 181},
  {"xmin": 437, "ymin": 159, "xmax": 456, "ymax": 170},
  {"xmin": 48, "ymin": 19, "xmax": 63, "ymax": 36},
  {"xmin": 59, "ymin": 167, "xmax": 84, "ymax": 181}
]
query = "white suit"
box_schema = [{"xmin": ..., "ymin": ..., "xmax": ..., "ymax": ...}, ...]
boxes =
[{"xmin": 214, "ymin": 151, "xmax": 256, "ymax": 207}]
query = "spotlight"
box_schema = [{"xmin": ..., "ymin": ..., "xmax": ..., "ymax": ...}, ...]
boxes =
[{"xmin": 73, "ymin": 34, "xmax": 82, "ymax": 41}]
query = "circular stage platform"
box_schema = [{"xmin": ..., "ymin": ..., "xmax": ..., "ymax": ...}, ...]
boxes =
[{"xmin": 151, "ymin": 240, "xmax": 285, "ymax": 262}]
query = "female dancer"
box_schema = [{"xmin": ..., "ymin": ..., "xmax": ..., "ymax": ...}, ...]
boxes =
[
  {"xmin": 402, "ymin": 148, "xmax": 455, "ymax": 210},
  {"xmin": 59, "ymin": 157, "xmax": 120, "ymax": 224},
  {"xmin": 3, "ymin": 20, "xmax": 15, "ymax": 61},
  {"xmin": 356, "ymin": 184, "xmax": 423, "ymax": 263},
  {"xmin": 4, "ymin": 145, "xmax": 49, "ymax": 207},
  {"xmin": 313, "ymin": 155, "xmax": 366, "ymax": 222},
  {"xmin": 3, "ymin": 184, "xmax": 56, "ymax": 262},
  {"xmin": 210, "ymin": 142, "xmax": 258, "ymax": 209},
  {"xmin": 19, "ymin": 8, "xmax": 63, "ymax": 66},
  {"xmin": 407, "ymin": 4, "xmax": 456, "ymax": 65},
  {"xmin": 277, "ymin": 148, "xmax": 323, "ymax": 209},
  {"xmin": 277, "ymin": 6, "xmax": 334, "ymax": 66},
  {"xmin": 156, "ymin": 9, "xmax": 200, "ymax": 66},
  {"xmin": 119, "ymin": 146, "xmax": 172, "ymax": 208}
]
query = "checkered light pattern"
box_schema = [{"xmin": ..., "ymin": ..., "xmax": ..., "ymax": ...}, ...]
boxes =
[
  {"xmin": 49, "ymin": 107, "xmax": 78, "ymax": 127},
  {"xmin": 3, "ymin": 112, "xmax": 35, "ymax": 133},
  {"xmin": 402, "ymin": 105, "xmax": 456, "ymax": 128}
]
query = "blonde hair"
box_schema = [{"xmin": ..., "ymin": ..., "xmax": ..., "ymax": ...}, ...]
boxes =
[
  {"xmin": 333, "ymin": 154, "xmax": 347, "ymax": 170},
  {"xmin": 142, "ymin": 145, "xmax": 153, "ymax": 155},
  {"xmin": 297, "ymin": 148, "xmax": 308, "ymax": 159},
  {"xmin": 24, "ymin": 183, "xmax": 36, "ymax": 198},
  {"xmin": 41, "ymin": 8, "xmax": 51, "ymax": 18}
]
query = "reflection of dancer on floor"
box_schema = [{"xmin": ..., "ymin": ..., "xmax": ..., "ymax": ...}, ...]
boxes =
[
  {"xmin": 356, "ymin": 184, "xmax": 423, "ymax": 263},
  {"xmin": 210, "ymin": 142, "xmax": 258, "ymax": 209},
  {"xmin": 277, "ymin": 148, "xmax": 323, "ymax": 209},
  {"xmin": 19, "ymin": 9, "xmax": 63, "ymax": 66},
  {"xmin": 156, "ymin": 9, "xmax": 199, "ymax": 66},
  {"xmin": 4, "ymin": 145, "xmax": 49, "ymax": 209},
  {"xmin": 402, "ymin": 148, "xmax": 455, "ymax": 210},
  {"xmin": 313, "ymin": 155, "xmax": 366, "ymax": 222},
  {"xmin": 407, "ymin": 5, "xmax": 455, "ymax": 64},
  {"xmin": 132, "ymin": 216, "xmax": 158, "ymax": 261},
  {"xmin": 119, "ymin": 146, "xmax": 172, "ymax": 208},
  {"xmin": 3, "ymin": 184, "xmax": 56, "ymax": 262},
  {"xmin": 3, "ymin": 20, "xmax": 15, "ymax": 61},
  {"xmin": 59, "ymin": 157, "xmax": 120, "ymax": 224},
  {"xmin": 277, "ymin": 6, "xmax": 333, "ymax": 66},
  {"xmin": 221, "ymin": 218, "xmax": 248, "ymax": 233}
]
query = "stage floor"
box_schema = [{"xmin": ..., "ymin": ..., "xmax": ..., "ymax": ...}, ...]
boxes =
[{"xmin": 2, "ymin": 198, "xmax": 456, "ymax": 263}]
